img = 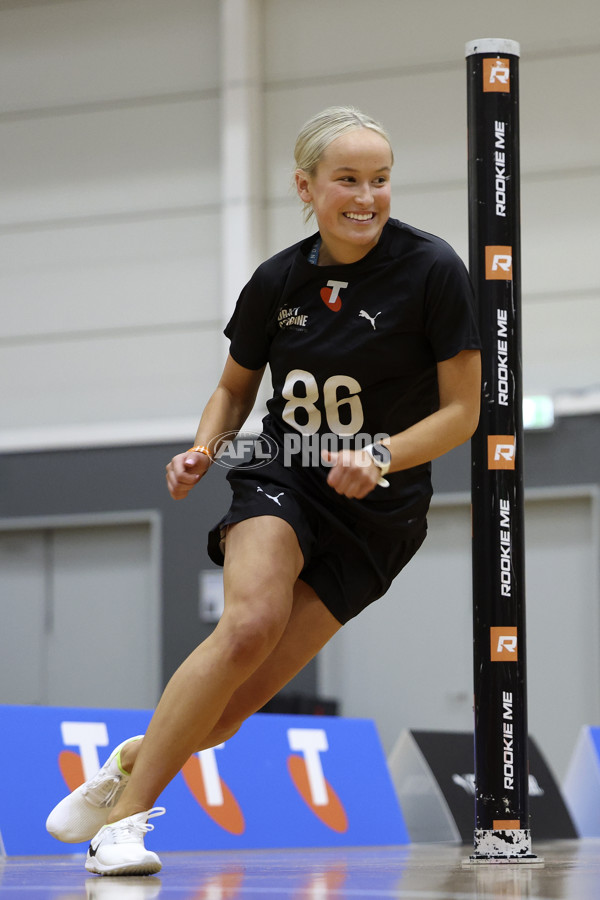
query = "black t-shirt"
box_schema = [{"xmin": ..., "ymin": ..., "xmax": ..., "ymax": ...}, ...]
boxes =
[{"xmin": 224, "ymin": 217, "xmax": 480, "ymax": 534}]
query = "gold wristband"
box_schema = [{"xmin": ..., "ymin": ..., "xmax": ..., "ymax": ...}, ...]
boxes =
[{"xmin": 186, "ymin": 444, "xmax": 213, "ymax": 461}]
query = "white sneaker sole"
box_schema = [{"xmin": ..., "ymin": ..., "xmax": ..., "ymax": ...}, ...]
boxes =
[
  {"xmin": 85, "ymin": 856, "xmax": 162, "ymax": 876},
  {"xmin": 84, "ymin": 806, "xmax": 165, "ymax": 877}
]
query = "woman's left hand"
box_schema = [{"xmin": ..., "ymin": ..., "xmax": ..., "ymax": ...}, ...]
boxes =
[{"xmin": 322, "ymin": 448, "xmax": 380, "ymax": 499}]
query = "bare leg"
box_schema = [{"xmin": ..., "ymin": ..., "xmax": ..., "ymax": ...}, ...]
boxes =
[
  {"xmin": 204, "ymin": 579, "xmax": 341, "ymax": 746},
  {"xmin": 107, "ymin": 515, "xmax": 305, "ymax": 822},
  {"xmin": 117, "ymin": 577, "xmax": 341, "ymax": 777}
]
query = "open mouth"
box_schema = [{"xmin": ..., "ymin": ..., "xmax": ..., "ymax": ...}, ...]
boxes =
[{"xmin": 343, "ymin": 212, "xmax": 375, "ymax": 222}]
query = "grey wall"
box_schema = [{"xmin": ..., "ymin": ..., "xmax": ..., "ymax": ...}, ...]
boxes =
[
  {"xmin": 2, "ymin": 413, "xmax": 597, "ymax": 701},
  {"xmin": 435, "ymin": 415, "xmax": 600, "ymax": 494},
  {"xmin": 0, "ymin": 443, "xmax": 229, "ymax": 689}
]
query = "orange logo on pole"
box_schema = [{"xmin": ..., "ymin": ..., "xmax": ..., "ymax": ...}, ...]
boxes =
[
  {"xmin": 491, "ymin": 626, "xmax": 518, "ymax": 661},
  {"xmin": 488, "ymin": 436, "xmax": 516, "ymax": 470},
  {"xmin": 483, "ymin": 58, "xmax": 510, "ymax": 92},
  {"xmin": 485, "ymin": 246, "xmax": 513, "ymax": 280}
]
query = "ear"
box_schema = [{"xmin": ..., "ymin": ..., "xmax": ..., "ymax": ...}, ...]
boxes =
[{"xmin": 295, "ymin": 169, "xmax": 312, "ymax": 203}]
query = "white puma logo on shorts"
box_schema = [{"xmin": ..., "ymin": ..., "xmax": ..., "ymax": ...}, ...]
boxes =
[{"xmin": 256, "ymin": 486, "xmax": 284, "ymax": 506}]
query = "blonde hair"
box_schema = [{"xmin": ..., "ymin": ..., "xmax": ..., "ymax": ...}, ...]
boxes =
[{"xmin": 294, "ymin": 106, "xmax": 394, "ymax": 223}]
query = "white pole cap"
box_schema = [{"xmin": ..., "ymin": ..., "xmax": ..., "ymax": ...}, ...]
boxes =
[{"xmin": 465, "ymin": 38, "xmax": 520, "ymax": 58}]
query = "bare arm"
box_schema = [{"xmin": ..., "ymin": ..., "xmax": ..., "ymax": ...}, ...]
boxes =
[
  {"xmin": 325, "ymin": 349, "xmax": 481, "ymax": 498},
  {"xmin": 166, "ymin": 354, "xmax": 265, "ymax": 500},
  {"xmin": 384, "ymin": 348, "xmax": 481, "ymax": 470}
]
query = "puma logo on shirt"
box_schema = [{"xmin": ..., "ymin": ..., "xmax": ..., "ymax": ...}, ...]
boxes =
[{"xmin": 359, "ymin": 309, "xmax": 382, "ymax": 330}]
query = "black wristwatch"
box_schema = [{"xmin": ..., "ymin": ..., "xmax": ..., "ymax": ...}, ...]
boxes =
[{"xmin": 364, "ymin": 442, "xmax": 391, "ymax": 486}]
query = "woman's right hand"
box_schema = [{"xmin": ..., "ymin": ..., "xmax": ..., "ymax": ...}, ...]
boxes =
[{"xmin": 165, "ymin": 450, "xmax": 212, "ymax": 500}]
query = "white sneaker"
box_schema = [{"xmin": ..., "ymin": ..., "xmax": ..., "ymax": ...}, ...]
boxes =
[
  {"xmin": 85, "ymin": 808, "xmax": 165, "ymax": 876},
  {"xmin": 46, "ymin": 736, "xmax": 143, "ymax": 843}
]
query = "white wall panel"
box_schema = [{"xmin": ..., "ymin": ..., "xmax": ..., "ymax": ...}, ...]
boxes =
[
  {"xmin": 0, "ymin": 0, "xmax": 221, "ymax": 445},
  {"xmin": 0, "ymin": 98, "xmax": 219, "ymax": 225},
  {"xmin": 0, "ymin": 0, "xmax": 218, "ymax": 111},
  {"xmin": 265, "ymin": 203, "xmax": 314, "ymax": 260},
  {"xmin": 523, "ymin": 294, "xmax": 600, "ymax": 396},
  {"xmin": 388, "ymin": 188, "xmax": 469, "ymax": 262},
  {"xmin": 264, "ymin": 71, "xmax": 466, "ymax": 201},
  {"xmin": 265, "ymin": 53, "xmax": 598, "ymax": 199},
  {"xmin": 521, "ymin": 52, "xmax": 600, "ymax": 174},
  {"xmin": 521, "ymin": 176, "xmax": 599, "ymax": 297},
  {"xmin": 0, "ymin": 327, "xmax": 223, "ymax": 430},
  {"xmin": 0, "ymin": 213, "xmax": 220, "ymax": 338},
  {"xmin": 1, "ymin": 0, "xmax": 598, "ymax": 445},
  {"xmin": 265, "ymin": 0, "xmax": 600, "ymax": 80}
]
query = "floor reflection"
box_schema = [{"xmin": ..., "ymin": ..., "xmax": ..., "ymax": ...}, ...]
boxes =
[{"xmin": 1, "ymin": 841, "xmax": 599, "ymax": 899}]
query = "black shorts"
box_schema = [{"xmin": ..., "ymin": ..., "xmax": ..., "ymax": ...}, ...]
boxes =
[{"xmin": 207, "ymin": 472, "xmax": 427, "ymax": 625}]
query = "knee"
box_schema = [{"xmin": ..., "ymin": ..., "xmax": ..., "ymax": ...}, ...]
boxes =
[
  {"xmin": 218, "ymin": 616, "xmax": 282, "ymax": 670},
  {"xmin": 203, "ymin": 713, "xmax": 243, "ymax": 748},
  {"xmin": 215, "ymin": 597, "xmax": 289, "ymax": 671}
]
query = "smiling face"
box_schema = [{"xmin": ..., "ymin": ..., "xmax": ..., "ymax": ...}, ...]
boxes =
[{"xmin": 295, "ymin": 128, "xmax": 393, "ymax": 265}]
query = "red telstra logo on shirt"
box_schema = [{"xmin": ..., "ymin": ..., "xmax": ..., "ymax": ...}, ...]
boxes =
[{"xmin": 320, "ymin": 280, "xmax": 348, "ymax": 312}]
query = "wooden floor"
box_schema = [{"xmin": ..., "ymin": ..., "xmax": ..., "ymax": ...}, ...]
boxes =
[{"xmin": 2, "ymin": 840, "xmax": 600, "ymax": 899}]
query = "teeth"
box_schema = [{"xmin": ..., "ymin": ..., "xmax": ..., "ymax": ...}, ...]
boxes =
[{"xmin": 345, "ymin": 213, "xmax": 374, "ymax": 221}]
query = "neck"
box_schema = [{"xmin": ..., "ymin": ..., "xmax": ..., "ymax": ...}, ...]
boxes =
[{"xmin": 318, "ymin": 241, "xmax": 375, "ymax": 266}]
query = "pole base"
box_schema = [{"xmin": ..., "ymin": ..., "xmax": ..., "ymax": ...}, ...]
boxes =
[{"xmin": 462, "ymin": 829, "xmax": 544, "ymax": 866}]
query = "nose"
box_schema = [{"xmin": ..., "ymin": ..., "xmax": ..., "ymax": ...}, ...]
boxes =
[{"xmin": 354, "ymin": 180, "xmax": 374, "ymax": 205}]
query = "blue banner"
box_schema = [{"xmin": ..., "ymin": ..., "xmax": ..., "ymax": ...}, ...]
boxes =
[
  {"xmin": 564, "ymin": 726, "xmax": 600, "ymax": 837},
  {"xmin": 0, "ymin": 705, "xmax": 409, "ymax": 855}
]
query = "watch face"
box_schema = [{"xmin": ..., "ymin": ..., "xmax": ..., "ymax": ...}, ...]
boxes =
[{"xmin": 371, "ymin": 444, "xmax": 391, "ymax": 465}]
